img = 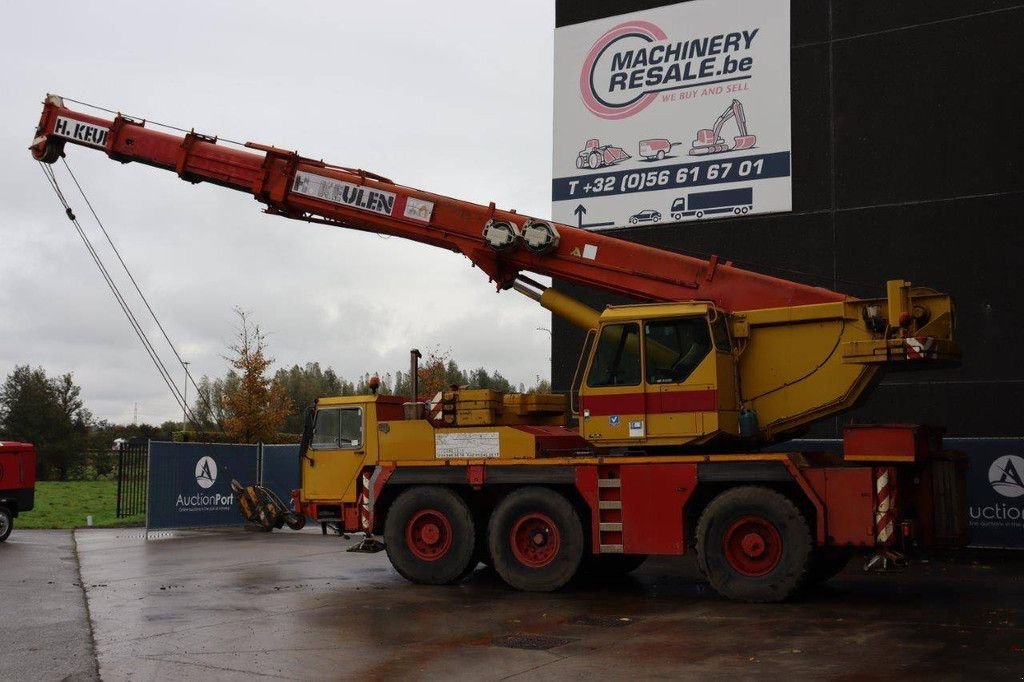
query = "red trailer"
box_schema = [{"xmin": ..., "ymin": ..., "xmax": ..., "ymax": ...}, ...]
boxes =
[{"xmin": 0, "ymin": 442, "xmax": 37, "ymax": 542}]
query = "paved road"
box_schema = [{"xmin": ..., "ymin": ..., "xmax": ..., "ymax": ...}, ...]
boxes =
[
  {"xmin": 0, "ymin": 530, "xmax": 98, "ymax": 681},
  {"xmin": 66, "ymin": 528, "xmax": 1022, "ymax": 681},
  {"xmin": 4, "ymin": 529, "xmax": 1022, "ymax": 680}
]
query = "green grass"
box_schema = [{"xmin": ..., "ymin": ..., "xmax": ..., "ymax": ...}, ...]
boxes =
[{"xmin": 16, "ymin": 481, "xmax": 145, "ymax": 529}]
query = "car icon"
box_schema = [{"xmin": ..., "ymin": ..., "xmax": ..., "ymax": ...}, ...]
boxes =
[{"xmin": 629, "ymin": 209, "xmax": 661, "ymax": 224}]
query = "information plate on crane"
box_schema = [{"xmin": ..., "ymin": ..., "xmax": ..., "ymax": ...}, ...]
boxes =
[
  {"xmin": 435, "ymin": 432, "xmax": 500, "ymax": 459},
  {"xmin": 552, "ymin": 0, "xmax": 791, "ymax": 230}
]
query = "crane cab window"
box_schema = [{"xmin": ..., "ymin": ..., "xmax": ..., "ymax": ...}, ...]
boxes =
[
  {"xmin": 311, "ymin": 407, "xmax": 363, "ymax": 449},
  {"xmin": 645, "ymin": 318, "xmax": 712, "ymax": 384},
  {"xmin": 710, "ymin": 313, "xmax": 732, "ymax": 352},
  {"xmin": 586, "ymin": 323, "xmax": 641, "ymax": 387}
]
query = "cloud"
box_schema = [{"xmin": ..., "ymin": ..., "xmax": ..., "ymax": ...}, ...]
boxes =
[{"xmin": 0, "ymin": 1, "xmax": 556, "ymax": 423}]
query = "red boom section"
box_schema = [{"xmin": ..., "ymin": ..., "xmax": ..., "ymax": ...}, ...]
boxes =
[{"xmin": 31, "ymin": 97, "xmax": 845, "ymax": 311}]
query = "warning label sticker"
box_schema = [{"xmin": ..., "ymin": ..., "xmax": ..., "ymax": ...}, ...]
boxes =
[{"xmin": 435, "ymin": 432, "xmax": 500, "ymax": 459}]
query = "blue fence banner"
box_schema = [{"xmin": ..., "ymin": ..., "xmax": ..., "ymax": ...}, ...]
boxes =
[
  {"xmin": 147, "ymin": 442, "xmax": 258, "ymax": 530},
  {"xmin": 957, "ymin": 438, "xmax": 1024, "ymax": 548},
  {"xmin": 260, "ymin": 444, "xmax": 301, "ymax": 505}
]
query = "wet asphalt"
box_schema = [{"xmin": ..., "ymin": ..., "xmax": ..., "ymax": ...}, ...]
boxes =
[{"xmin": 2, "ymin": 528, "xmax": 1021, "ymax": 681}]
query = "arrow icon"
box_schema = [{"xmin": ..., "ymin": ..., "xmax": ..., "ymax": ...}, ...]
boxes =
[
  {"xmin": 573, "ymin": 203, "xmax": 614, "ymax": 229},
  {"xmin": 574, "ymin": 204, "xmax": 587, "ymax": 227}
]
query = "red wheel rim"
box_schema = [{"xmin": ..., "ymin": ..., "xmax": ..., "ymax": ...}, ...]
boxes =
[
  {"xmin": 722, "ymin": 515, "xmax": 782, "ymax": 577},
  {"xmin": 510, "ymin": 513, "xmax": 561, "ymax": 568},
  {"xmin": 405, "ymin": 509, "xmax": 452, "ymax": 561}
]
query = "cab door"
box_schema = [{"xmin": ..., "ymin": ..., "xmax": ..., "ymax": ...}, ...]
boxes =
[
  {"xmin": 302, "ymin": 406, "xmax": 368, "ymax": 502},
  {"xmin": 578, "ymin": 322, "xmax": 646, "ymax": 443},
  {"xmin": 642, "ymin": 316, "xmax": 716, "ymax": 439}
]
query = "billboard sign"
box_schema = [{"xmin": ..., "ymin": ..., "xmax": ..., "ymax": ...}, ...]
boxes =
[{"xmin": 552, "ymin": 0, "xmax": 792, "ymax": 230}]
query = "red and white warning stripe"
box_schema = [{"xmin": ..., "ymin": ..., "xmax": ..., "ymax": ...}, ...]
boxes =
[
  {"xmin": 359, "ymin": 471, "xmax": 372, "ymax": 531},
  {"xmin": 905, "ymin": 337, "xmax": 937, "ymax": 360},
  {"xmin": 874, "ymin": 468, "xmax": 896, "ymax": 545}
]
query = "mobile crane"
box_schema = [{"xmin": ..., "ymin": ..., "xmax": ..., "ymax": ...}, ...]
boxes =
[{"xmin": 31, "ymin": 94, "xmax": 965, "ymax": 601}]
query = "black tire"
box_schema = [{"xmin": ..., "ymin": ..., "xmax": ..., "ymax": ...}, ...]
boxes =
[
  {"xmin": 0, "ymin": 506, "xmax": 12, "ymax": 542},
  {"xmin": 804, "ymin": 548, "xmax": 853, "ymax": 586},
  {"xmin": 384, "ymin": 486, "xmax": 476, "ymax": 585},
  {"xmin": 580, "ymin": 553, "xmax": 647, "ymax": 581},
  {"xmin": 696, "ymin": 486, "xmax": 812, "ymax": 603},
  {"xmin": 488, "ymin": 487, "xmax": 583, "ymax": 592}
]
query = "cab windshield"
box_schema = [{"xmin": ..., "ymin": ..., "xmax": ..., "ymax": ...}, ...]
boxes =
[{"xmin": 311, "ymin": 407, "xmax": 363, "ymax": 449}]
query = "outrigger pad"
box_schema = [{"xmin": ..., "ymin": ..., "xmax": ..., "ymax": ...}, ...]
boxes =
[{"xmin": 347, "ymin": 535, "xmax": 386, "ymax": 553}]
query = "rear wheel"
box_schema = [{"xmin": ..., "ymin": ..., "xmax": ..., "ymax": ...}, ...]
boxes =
[
  {"xmin": 489, "ymin": 487, "xmax": 583, "ymax": 592},
  {"xmin": 384, "ymin": 487, "xmax": 476, "ymax": 585},
  {"xmin": 696, "ymin": 486, "xmax": 811, "ymax": 602},
  {"xmin": 0, "ymin": 507, "xmax": 12, "ymax": 543},
  {"xmin": 588, "ymin": 152, "xmax": 602, "ymax": 170}
]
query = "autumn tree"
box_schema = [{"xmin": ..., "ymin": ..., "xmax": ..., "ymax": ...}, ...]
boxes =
[
  {"xmin": 272, "ymin": 362, "xmax": 349, "ymax": 433},
  {"xmin": 0, "ymin": 365, "xmax": 90, "ymax": 480},
  {"xmin": 220, "ymin": 309, "xmax": 292, "ymax": 443}
]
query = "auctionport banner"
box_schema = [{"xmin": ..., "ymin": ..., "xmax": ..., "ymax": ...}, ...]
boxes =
[
  {"xmin": 552, "ymin": 0, "xmax": 792, "ymax": 230},
  {"xmin": 147, "ymin": 442, "xmax": 258, "ymax": 530}
]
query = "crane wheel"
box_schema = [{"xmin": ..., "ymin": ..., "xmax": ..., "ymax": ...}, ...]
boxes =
[
  {"xmin": 0, "ymin": 506, "xmax": 12, "ymax": 543},
  {"xmin": 384, "ymin": 486, "xmax": 476, "ymax": 585},
  {"xmin": 696, "ymin": 486, "xmax": 811, "ymax": 602},
  {"xmin": 488, "ymin": 487, "xmax": 583, "ymax": 592}
]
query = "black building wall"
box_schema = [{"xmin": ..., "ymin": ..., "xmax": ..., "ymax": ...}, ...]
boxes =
[{"xmin": 552, "ymin": 1, "xmax": 1024, "ymax": 437}]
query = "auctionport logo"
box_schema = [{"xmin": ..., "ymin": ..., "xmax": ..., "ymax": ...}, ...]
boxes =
[
  {"xmin": 580, "ymin": 20, "xmax": 760, "ymax": 120},
  {"xmin": 989, "ymin": 455, "xmax": 1024, "ymax": 498},
  {"xmin": 195, "ymin": 456, "xmax": 218, "ymax": 490}
]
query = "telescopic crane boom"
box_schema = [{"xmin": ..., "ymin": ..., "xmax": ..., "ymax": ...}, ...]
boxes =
[
  {"xmin": 31, "ymin": 95, "xmax": 958, "ymax": 443},
  {"xmin": 32, "ymin": 95, "xmax": 837, "ymax": 313}
]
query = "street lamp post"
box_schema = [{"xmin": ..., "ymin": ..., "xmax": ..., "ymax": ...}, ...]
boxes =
[
  {"xmin": 182, "ymin": 361, "xmax": 190, "ymax": 431},
  {"xmin": 536, "ymin": 327, "xmax": 552, "ymax": 364}
]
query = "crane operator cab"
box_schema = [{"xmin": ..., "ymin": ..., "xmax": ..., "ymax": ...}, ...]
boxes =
[{"xmin": 575, "ymin": 303, "xmax": 739, "ymax": 448}]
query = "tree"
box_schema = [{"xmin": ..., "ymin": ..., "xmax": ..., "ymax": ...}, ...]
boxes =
[
  {"xmin": 220, "ymin": 309, "xmax": 292, "ymax": 443},
  {"xmin": 0, "ymin": 366, "xmax": 90, "ymax": 480}
]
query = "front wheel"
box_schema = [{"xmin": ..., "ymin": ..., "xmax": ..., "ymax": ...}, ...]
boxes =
[
  {"xmin": 384, "ymin": 486, "xmax": 476, "ymax": 585},
  {"xmin": 696, "ymin": 486, "xmax": 812, "ymax": 602},
  {"xmin": 0, "ymin": 507, "xmax": 12, "ymax": 542},
  {"xmin": 489, "ymin": 487, "xmax": 583, "ymax": 592}
]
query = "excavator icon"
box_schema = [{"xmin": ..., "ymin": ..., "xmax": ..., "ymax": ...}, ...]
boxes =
[{"xmin": 689, "ymin": 99, "xmax": 757, "ymax": 156}]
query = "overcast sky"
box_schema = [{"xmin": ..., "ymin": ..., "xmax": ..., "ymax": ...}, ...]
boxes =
[{"xmin": 0, "ymin": 1, "xmax": 556, "ymax": 425}]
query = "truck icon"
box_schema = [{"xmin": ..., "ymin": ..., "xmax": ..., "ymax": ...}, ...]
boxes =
[{"xmin": 670, "ymin": 187, "xmax": 753, "ymax": 220}]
